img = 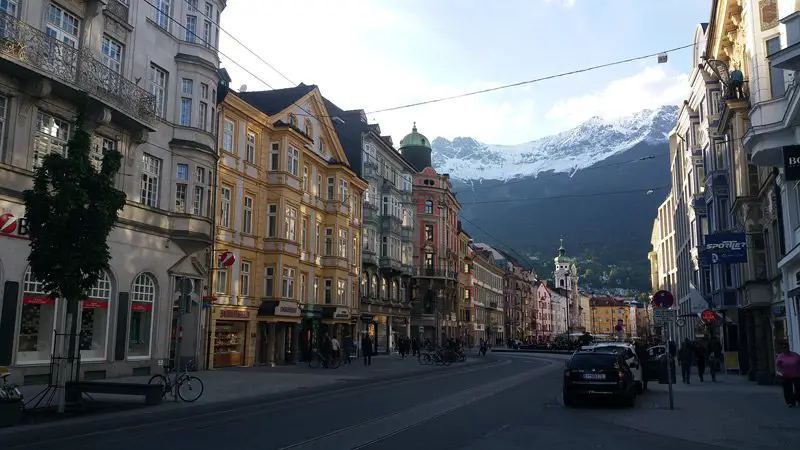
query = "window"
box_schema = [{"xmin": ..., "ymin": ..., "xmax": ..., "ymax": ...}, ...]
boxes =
[
  {"xmin": 315, "ymin": 223, "xmax": 321, "ymax": 255},
  {"xmin": 264, "ymin": 267, "xmax": 274, "ymax": 297},
  {"xmin": 101, "ymin": 36, "xmax": 123, "ymax": 74},
  {"xmin": 340, "ymin": 179, "xmax": 349, "ymax": 202},
  {"xmin": 193, "ymin": 167, "xmax": 206, "ymax": 216},
  {"xmin": 129, "ymin": 273, "xmax": 156, "ymax": 358},
  {"xmin": 180, "ymin": 97, "xmax": 192, "ymax": 126},
  {"xmin": 424, "ymin": 200, "xmax": 433, "ymax": 214},
  {"xmin": 90, "ymin": 135, "xmax": 115, "ymax": 172},
  {"xmin": 285, "ymin": 206, "xmax": 297, "ymax": 241},
  {"xmin": 149, "ymin": 64, "xmax": 168, "ymax": 119},
  {"xmin": 0, "ymin": 96, "xmax": 6, "ymax": 154},
  {"xmin": 175, "ymin": 183, "xmax": 187, "ymax": 213},
  {"xmin": 33, "ymin": 111, "xmax": 70, "ymax": 167},
  {"xmin": 153, "ymin": 0, "xmax": 171, "ymax": 29},
  {"xmin": 300, "ymin": 217, "xmax": 308, "ymax": 250},
  {"xmin": 46, "ymin": 4, "xmax": 79, "ymax": 48},
  {"xmin": 723, "ymin": 264, "xmax": 734, "ymax": 289},
  {"xmin": 302, "ymin": 166, "xmax": 309, "ymax": 192},
  {"xmin": 382, "ymin": 236, "xmax": 388, "ymax": 257},
  {"xmin": 337, "ymin": 280, "xmax": 346, "ymax": 305},
  {"xmin": 220, "ymin": 186, "xmax": 231, "ymax": 228},
  {"xmin": 185, "ymin": 14, "xmax": 197, "ymax": 43},
  {"xmin": 267, "ymin": 204, "xmax": 277, "ymax": 237},
  {"xmin": 767, "ymin": 37, "xmax": 785, "ymax": 99},
  {"xmin": 240, "ymin": 261, "xmax": 250, "ymax": 296},
  {"xmin": 748, "ymin": 164, "xmax": 759, "ymax": 196},
  {"xmin": 424, "ymin": 224, "xmax": 434, "ymax": 241},
  {"xmin": 383, "ymin": 196, "xmax": 389, "ymax": 216},
  {"xmin": 78, "ymin": 272, "xmax": 113, "ymax": 360},
  {"xmin": 199, "ymin": 102, "xmax": 208, "ymax": 131},
  {"xmin": 325, "ymin": 228, "xmax": 333, "ymax": 256},
  {"xmin": 17, "ymin": 268, "xmax": 56, "ymax": 364},
  {"xmin": 327, "ymin": 177, "xmax": 335, "ymax": 200},
  {"xmin": 216, "ymin": 268, "xmax": 228, "ymax": 293},
  {"xmin": 282, "ymin": 267, "xmax": 295, "ymax": 299},
  {"xmin": 300, "ymin": 273, "xmax": 306, "ymax": 303},
  {"xmin": 287, "ymin": 146, "xmax": 299, "ymax": 176},
  {"xmin": 424, "ymin": 252, "xmax": 434, "ymax": 269},
  {"xmin": 245, "ymin": 132, "xmax": 256, "ymax": 164},
  {"xmin": 304, "ymin": 119, "xmax": 313, "ymax": 136},
  {"xmin": 316, "ymin": 174, "xmax": 322, "ymax": 198},
  {"xmin": 243, "ymin": 196, "xmax": 253, "ymax": 234},
  {"xmin": 140, "ymin": 153, "xmax": 161, "ymax": 208},
  {"xmin": 223, "ymin": 119, "xmax": 234, "ymax": 152},
  {"xmin": 289, "ymin": 114, "xmax": 298, "ymax": 127},
  {"xmin": 269, "ymin": 142, "xmax": 280, "ymax": 170},
  {"xmin": 324, "ymin": 279, "xmax": 333, "ymax": 304},
  {"xmin": 203, "ymin": 3, "xmax": 213, "ymax": 47},
  {"xmin": 313, "ymin": 277, "xmax": 319, "ymax": 304},
  {"xmin": 339, "ymin": 228, "xmax": 348, "ymax": 258}
]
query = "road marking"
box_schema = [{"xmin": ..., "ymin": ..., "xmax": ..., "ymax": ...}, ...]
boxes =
[
  {"xmin": 5, "ymin": 359, "xmax": 509, "ymax": 449},
  {"xmin": 276, "ymin": 360, "xmax": 561, "ymax": 450}
]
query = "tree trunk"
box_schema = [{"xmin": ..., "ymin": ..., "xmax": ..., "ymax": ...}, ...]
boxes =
[{"xmin": 57, "ymin": 298, "xmax": 80, "ymax": 413}]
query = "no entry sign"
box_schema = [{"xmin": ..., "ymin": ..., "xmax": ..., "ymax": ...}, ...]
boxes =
[{"xmin": 700, "ymin": 309, "xmax": 716, "ymax": 324}]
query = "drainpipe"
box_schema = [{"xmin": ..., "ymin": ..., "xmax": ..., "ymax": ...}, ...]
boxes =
[{"xmin": 203, "ymin": 105, "xmax": 222, "ymax": 370}]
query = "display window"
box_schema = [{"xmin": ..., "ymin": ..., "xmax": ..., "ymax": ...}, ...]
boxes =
[
  {"xmin": 17, "ymin": 268, "xmax": 58, "ymax": 365},
  {"xmin": 79, "ymin": 271, "xmax": 112, "ymax": 361},
  {"xmin": 213, "ymin": 321, "xmax": 247, "ymax": 367},
  {"xmin": 129, "ymin": 273, "xmax": 156, "ymax": 359}
]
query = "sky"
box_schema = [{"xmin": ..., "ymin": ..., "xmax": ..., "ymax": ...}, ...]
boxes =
[{"xmin": 219, "ymin": 0, "xmax": 711, "ymax": 145}]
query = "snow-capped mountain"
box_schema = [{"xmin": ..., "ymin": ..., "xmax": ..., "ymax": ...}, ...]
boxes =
[{"xmin": 431, "ymin": 105, "xmax": 678, "ymax": 181}]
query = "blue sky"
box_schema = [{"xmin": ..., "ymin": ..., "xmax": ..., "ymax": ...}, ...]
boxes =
[{"xmin": 220, "ymin": 0, "xmax": 711, "ymax": 145}]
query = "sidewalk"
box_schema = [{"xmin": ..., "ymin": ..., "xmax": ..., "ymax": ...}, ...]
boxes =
[
  {"xmin": 584, "ymin": 368, "xmax": 800, "ymax": 450},
  {"xmin": 16, "ymin": 352, "xmax": 483, "ymax": 412}
]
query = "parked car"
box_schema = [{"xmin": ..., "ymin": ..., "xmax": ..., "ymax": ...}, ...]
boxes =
[
  {"xmin": 644, "ymin": 345, "xmax": 666, "ymax": 381},
  {"xmin": 562, "ymin": 350, "xmax": 636, "ymax": 407},
  {"xmin": 584, "ymin": 342, "xmax": 647, "ymax": 393}
]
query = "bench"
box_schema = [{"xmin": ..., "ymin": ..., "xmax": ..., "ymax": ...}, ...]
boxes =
[{"xmin": 65, "ymin": 381, "xmax": 163, "ymax": 406}]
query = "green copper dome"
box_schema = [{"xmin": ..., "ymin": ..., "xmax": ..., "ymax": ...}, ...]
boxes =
[{"xmin": 399, "ymin": 122, "xmax": 431, "ymax": 149}]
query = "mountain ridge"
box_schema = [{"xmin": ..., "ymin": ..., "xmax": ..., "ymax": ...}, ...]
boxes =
[{"xmin": 431, "ymin": 104, "xmax": 678, "ymax": 181}]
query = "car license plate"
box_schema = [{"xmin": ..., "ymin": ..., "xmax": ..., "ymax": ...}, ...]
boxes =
[{"xmin": 583, "ymin": 373, "xmax": 606, "ymax": 380}]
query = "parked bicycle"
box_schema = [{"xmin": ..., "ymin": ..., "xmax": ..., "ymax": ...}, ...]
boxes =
[
  {"xmin": 308, "ymin": 350, "xmax": 341, "ymax": 369},
  {"xmin": 418, "ymin": 347, "xmax": 467, "ymax": 366},
  {"xmin": 147, "ymin": 360, "xmax": 204, "ymax": 402},
  {"xmin": 0, "ymin": 371, "xmax": 23, "ymax": 402}
]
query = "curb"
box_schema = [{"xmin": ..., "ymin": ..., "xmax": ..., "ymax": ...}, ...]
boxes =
[
  {"xmin": 1, "ymin": 356, "xmax": 499, "ymax": 445},
  {"xmin": 490, "ymin": 348, "xmax": 574, "ymax": 355}
]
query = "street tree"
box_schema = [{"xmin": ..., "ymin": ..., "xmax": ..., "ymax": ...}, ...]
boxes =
[{"xmin": 23, "ymin": 96, "xmax": 126, "ymax": 409}]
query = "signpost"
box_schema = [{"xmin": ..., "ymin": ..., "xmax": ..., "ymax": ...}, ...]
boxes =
[{"xmin": 652, "ymin": 290, "xmax": 676, "ymax": 410}]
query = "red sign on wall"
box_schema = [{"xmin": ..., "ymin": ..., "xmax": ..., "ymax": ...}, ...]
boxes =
[
  {"xmin": 82, "ymin": 300, "xmax": 109, "ymax": 309},
  {"xmin": 23, "ymin": 295, "xmax": 55, "ymax": 305},
  {"xmin": 131, "ymin": 302, "xmax": 153, "ymax": 312}
]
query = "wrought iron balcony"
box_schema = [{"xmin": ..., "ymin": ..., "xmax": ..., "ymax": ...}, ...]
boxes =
[
  {"xmin": 0, "ymin": 12, "xmax": 156, "ymax": 126},
  {"xmin": 414, "ymin": 265, "xmax": 459, "ymax": 280}
]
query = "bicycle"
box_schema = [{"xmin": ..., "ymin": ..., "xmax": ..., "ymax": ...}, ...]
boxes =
[
  {"xmin": 0, "ymin": 371, "xmax": 23, "ymax": 403},
  {"xmin": 147, "ymin": 360, "xmax": 204, "ymax": 402},
  {"xmin": 308, "ymin": 350, "xmax": 341, "ymax": 369}
]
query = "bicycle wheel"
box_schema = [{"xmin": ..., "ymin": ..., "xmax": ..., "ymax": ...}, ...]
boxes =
[
  {"xmin": 177, "ymin": 376, "xmax": 204, "ymax": 402},
  {"xmin": 309, "ymin": 354, "xmax": 321, "ymax": 369},
  {"xmin": 329, "ymin": 357, "xmax": 341, "ymax": 369},
  {"xmin": 147, "ymin": 374, "xmax": 168, "ymax": 397}
]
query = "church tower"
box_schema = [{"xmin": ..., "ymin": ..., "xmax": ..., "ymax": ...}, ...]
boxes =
[{"xmin": 554, "ymin": 239, "xmax": 572, "ymax": 289}]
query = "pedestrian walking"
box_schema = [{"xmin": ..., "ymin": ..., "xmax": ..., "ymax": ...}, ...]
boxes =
[
  {"xmin": 776, "ymin": 342, "xmax": 800, "ymax": 407},
  {"xmin": 694, "ymin": 341, "xmax": 707, "ymax": 382},
  {"xmin": 678, "ymin": 339, "xmax": 693, "ymax": 384},
  {"xmin": 362, "ymin": 333, "xmax": 373, "ymax": 366}
]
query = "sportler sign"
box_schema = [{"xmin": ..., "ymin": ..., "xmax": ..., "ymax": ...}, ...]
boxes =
[
  {"xmin": 0, "ymin": 212, "xmax": 29, "ymax": 239},
  {"xmin": 700, "ymin": 231, "xmax": 747, "ymax": 265}
]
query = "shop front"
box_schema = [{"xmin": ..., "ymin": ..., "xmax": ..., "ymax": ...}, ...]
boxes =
[
  {"xmin": 299, "ymin": 304, "xmax": 322, "ymax": 362},
  {"xmin": 210, "ymin": 307, "xmax": 254, "ymax": 369},
  {"xmin": 256, "ymin": 300, "xmax": 301, "ymax": 365},
  {"xmin": 321, "ymin": 306, "xmax": 353, "ymax": 343}
]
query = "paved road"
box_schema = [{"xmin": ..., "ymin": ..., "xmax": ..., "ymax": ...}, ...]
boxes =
[{"xmin": 3, "ymin": 353, "xmax": 741, "ymax": 450}]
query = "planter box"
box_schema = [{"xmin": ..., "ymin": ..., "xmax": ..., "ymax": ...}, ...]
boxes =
[{"xmin": 0, "ymin": 399, "xmax": 23, "ymax": 427}]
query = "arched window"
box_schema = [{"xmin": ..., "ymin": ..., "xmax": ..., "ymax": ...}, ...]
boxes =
[
  {"xmin": 380, "ymin": 278, "xmax": 387, "ymax": 300},
  {"xmin": 424, "ymin": 200, "xmax": 433, "ymax": 214},
  {"xmin": 361, "ymin": 273, "xmax": 368, "ymax": 297},
  {"xmin": 371, "ymin": 275, "xmax": 378, "ymax": 299},
  {"xmin": 81, "ymin": 271, "xmax": 112, "ymax": 361},
  {"xmin": 17, "ymin": 267, "xmax": 56, "ymax": 364},
  {"xmin": 129, "ymin": 273, "xmax": 157, "ymax": 358}
]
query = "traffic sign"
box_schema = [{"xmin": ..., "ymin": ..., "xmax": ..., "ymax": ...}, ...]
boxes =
[
  {"xmin": 700, "ymin": 309, "xmax": 716, "ymax": 324},
  {"xmin": 653, "ymin": 309, "xmax": 677, "ymax": 326},
  {"xmin": 652, "ymin": 290, "xmax": 675, "ymax": 309},
  {"xmin": 218, "ymin": 251, "xmax": 236, "ymax": 267}
]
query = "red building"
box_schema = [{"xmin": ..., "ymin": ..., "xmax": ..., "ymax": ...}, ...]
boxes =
[{"xmin": 399, "ymin": 123, "xmax": 460, "ymax": 345}]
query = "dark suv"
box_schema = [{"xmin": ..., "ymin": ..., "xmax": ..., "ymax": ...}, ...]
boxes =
[{"xmin": 563, "ymin": 350, "xmax": 636, "ymax": 407}]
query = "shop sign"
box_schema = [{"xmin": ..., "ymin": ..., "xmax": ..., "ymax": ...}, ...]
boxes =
[
  {"xmin": 131, "ymin": 302, "xmax": 153, "ymax": 312},
  {"xmin": 0, "ymin": 212, "xmax": 29, "ymax": 240},
  {"xmin": 784, "ymin": 145, "xmax": 800, "ymax": 181},
  {"xmin": 275, "ymin": 301, "xmax": 300, "ymax": 317},
  {"xmin": 220, "ymin": 309, "xmax": 250, "ymax": 319},
  {"xmin": 700, "ymin": 232, "xmax": 747, "ymax": 265},
  {"xmin": 360, "ymin": 313, "xmax": 374, "ymax": 322},
  {"xmin": 333, "ymin": 307, "xmax": 350, "ymax": 319},
  {"xmin": 82, "ymin": 300, "xmax": 109, "ymax": 309},
  {"xmin": 23, "ymin": 295, "xmax": 54, "ymax": 305}
]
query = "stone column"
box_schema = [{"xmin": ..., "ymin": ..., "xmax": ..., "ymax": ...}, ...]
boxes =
[
  {"xmin": 277, "ymin": 325, "xmax": 286, "ymax": 363},
  {"xmin": 291, "ymin": 324, "xmax": 300, "ymax": 364},
  {"xmin": 267, "ymin": 323, "xmax": 277, "ymax": 366}
]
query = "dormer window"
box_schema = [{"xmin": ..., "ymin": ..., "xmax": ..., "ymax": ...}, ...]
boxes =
[
  {"xmin": 304, "ymin": 119, "xmax": 313, "ymax": 137},
  {"xmin": 289, "ymin": 114, "xmax": 298, "ymax": 127}
]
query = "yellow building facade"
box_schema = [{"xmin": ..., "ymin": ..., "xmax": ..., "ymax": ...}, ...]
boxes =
[
  {"xmin": 208, "ymin": 85, "xmax": 366, "ymax": 368},
  {"xmin": 589, "ymin": 297, "xmax": 634, "ymax": 338}
]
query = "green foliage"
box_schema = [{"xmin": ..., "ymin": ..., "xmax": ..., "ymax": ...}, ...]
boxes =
[{"xmin": 23, "ymin": 96, "xmax": 127, "ymax": 302}]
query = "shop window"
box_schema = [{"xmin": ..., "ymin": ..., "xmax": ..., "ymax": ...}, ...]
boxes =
[
  {"xmin": 17, "ymin": 267, "xmax": 57, "ymax": 364},
  {"xmin": 129, "ymin": 273, "xmax": 156, "ymax": 358},
  {"xmin": 213, "ymin": 321, "xmax": 246, "ymax": 368},
  {"xmin": 80, "ymin": 271, "xmax": 113, "ymax": 361}
]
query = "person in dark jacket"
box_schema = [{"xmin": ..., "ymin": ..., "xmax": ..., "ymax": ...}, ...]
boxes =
[
  {"xmin": 694, "ymin": 341, "xmax": 707, "ymax": 382},
  {"xmin": 361, "ymin": 334, "xmax": 373, "ymax": 366},
  {"xmin": 678, "ymin": 339, "xmax": 694, "ymax": 384}
]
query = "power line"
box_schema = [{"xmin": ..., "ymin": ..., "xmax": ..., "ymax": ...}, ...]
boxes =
[{"xmin": 365, "ymin": 43, "xmax": 697, "ymax": 114}]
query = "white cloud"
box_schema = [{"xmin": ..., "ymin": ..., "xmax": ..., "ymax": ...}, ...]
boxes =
[
  {"xmin": 544, "ymin": 0, "xmax": 577, "ymax": 7},
  {"xmin": 545, "ymin": 66, "xmax": 688, "ymax": 128}
]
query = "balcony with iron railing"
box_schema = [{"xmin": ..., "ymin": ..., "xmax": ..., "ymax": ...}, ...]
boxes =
[
  {"xmin": 414, "ymin": 265, "xmax": 459, "ymax": 280},
  {"xmin": 0, "ymin": 12, "xmax": 156, "ymax": 129}
]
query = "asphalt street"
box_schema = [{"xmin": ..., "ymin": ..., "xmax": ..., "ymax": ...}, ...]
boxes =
[{"xmin": 4, "ymin": 353, "xmax": 725, "ymax": 450}]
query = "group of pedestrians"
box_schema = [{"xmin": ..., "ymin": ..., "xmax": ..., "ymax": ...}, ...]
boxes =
[{"xmin": 677, "ymin": 338, "xmax": 723, "ymax": 383}]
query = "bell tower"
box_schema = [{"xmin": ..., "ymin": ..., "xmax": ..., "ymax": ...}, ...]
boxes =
[{"xmin": 554, "ymin": 238, "xmax": 571, "ymax": 289}]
